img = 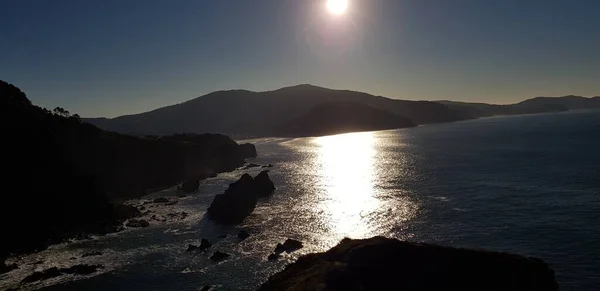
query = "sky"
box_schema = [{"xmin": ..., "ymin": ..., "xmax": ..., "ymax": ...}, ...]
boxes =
[{"xmin": 1, "ymin": 0, "xmax": 599, "ymax": 117}]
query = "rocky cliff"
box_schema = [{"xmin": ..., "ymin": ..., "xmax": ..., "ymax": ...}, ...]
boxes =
[
  {"xmin": 258, "ymin": 236, "xmax": 558, "ymax": 291},
  {"xmin": 0, "ymin": 80, "xmax": 255, "ymax": 256}
]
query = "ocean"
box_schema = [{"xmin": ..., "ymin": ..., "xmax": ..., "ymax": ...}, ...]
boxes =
[{"xmin": 3, "ymin": 109, "xmax": 599, "ymax": 291}]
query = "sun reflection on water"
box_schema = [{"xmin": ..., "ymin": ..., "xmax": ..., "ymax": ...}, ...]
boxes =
[{"xmin": 314, "ymin": 131, "xmax": 381, "ymax": 238}]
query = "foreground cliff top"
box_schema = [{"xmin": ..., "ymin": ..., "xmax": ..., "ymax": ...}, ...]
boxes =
[{"xmin": 258, "ymin": 236, "xmax": 558, "ymax": 291}]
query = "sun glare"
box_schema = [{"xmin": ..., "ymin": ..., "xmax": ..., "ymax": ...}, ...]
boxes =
[{"xmin": 326, "ymin": 0, "xmax": 348, "ymax": 15}]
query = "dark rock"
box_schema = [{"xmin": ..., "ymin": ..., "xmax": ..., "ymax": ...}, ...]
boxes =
[
  {"xmin": 274, "ymin": 243, "xmax": 285, "ymax": 254},
  {"xmin": 186, "ymin": 244, "xmax": 198, "ymax": 252},
  {"xmin": 254, "ymin": 170, "xmax": 275, "ymax": 197},
  {"xmin": 275, "ymin": 239, "xmax": 303, "ymax": 254},
  {"xmin": 237, "ymin": 230, "xmax": 250, "ymax": 241},
  {"xmin": 217, "ymin": 234, "xmax": 227, "ymax": 239},
  {"xmin": 21, "ymin": 264, "xmax": 104, "ymax": 283},
  {"xmin": 21, "ymin": 267, "xmax": 62, "ymax": 283},
  {"xmin": 125, "ymin": 219, "xmax": 150, "ymax": 228},
  {"xmin": 210, "ymin": 251, "xmax": 231, "ymax": 262},
  {"xmin": 200, "ymin": 286, "xmax": 212, "ymax": 291},
  {"xmin": 258, "ymin": 237, "xmax": 559, "ymax": 291},
  {"xmin": 267, "ymin": 253, "xmax": 279, "ymax": 261},
  {"xmin": 181, "ymin": 180, "xmax": 200, "ymax": 193},
  {"xmin": 165, "ymin": 200, "xmax": 179, "ymax": 206},
  {"xmin": 199, "ymin": 239, "xmax": 212, "ymax": 251},
  {"xmin": 61, "ymin": 264, "xmax": 103, "ymax": 275},
  {"xmin": 207, "ymin": 174, "xmax": 258, "ymax": 224},
  {"xmin": 153, "ymin": 197, "xmax": 170, "ymax": 203},
  {"xmin": 69, "ymin": 257, "xmax": 77, "ymax": 260},
  {"xmin": 239, "ymin": 143, "xmax": 257, "ymax": 158},
  {"xmin": 81, "ymin": 251, "xmax": 102, "ymax": 258},
  {"xmin": 32, "ymin": 260, "xmax": 44, "ymax": 265},
  {"xmin": 207, "ymin": 171, "xmax": 276, "ymax": 225},
  {"xmin": 243, "ymin": 163, "xmax": 261, "ymax": 170},
  {"xmin": 262, "ymin": 163, "xmax": 274, "ymax": 168},
  {"xmin": 0, "ymin": 260, "xmax": 18, "ymax": 274}
]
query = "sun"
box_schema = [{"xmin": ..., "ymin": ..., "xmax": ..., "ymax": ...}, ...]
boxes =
[{"xmin": 326, "ymin": 0, "xmax": 348, "ymax": 15}]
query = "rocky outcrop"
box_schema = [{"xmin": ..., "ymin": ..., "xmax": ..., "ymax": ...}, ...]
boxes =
[
  {"xmin": 181, "ymin": 180, "xmax": 200, "ymax": 193},
  {"xmin": 210, "ymin": 251, "xmax": 231, "ymax": 262},
  {"xmin": 125, "ymin": 219, "xmax": 149, "ymax": 228},
  {"xmin": 239, "ymin": 143, "xmax": 258, "ymax": 158},
  {"xmin": 21, "ymin": 264, "xmax": 103, "ymax": 283},
  {"xmin": 274, "ymin": 239, "xmax": 303, "ymax": 254},
  {"xmin": 258, "ymin": 237, "xmax": 558, "ymax": 291},
  {"xmin": 81, "ymin": 251, "xmax": 102, "ymax": 258},
  {"xmin": 254, "ymin": 171, "xmax": 276, "ymax": 197},
  {"xmin": 207, "ymin": 171, "xmax": 275, "ymax": 224}
]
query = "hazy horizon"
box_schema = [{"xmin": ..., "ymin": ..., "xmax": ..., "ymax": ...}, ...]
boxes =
[{"xmin": 2, "ymin": 0, "xmax": 599, "ymax": 117}]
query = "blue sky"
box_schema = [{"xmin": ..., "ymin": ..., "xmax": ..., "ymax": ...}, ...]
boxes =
[{"xmin": 1, "ymin": 0, "xmax": 599, "ymax": 117}]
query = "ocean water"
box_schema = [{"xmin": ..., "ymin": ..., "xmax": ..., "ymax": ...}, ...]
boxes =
[{"xmin": 2, "ymin": 110, "xmax": 599, "ymax": 291}]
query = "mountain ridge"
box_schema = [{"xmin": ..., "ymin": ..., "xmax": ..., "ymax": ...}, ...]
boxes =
[
  {"xmin": 84, "ymin": 84, "xmax": 468, "ymax": 137},
  {"xmin": 85, "ymin": 84, "xmax": 600, "ymax": 137}
]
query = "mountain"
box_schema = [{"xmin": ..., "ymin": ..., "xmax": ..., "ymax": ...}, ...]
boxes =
[
  {"xmin": 438, "ymin": 95, "xmax": 600, "ymax": 118},
  {"xmin": 85, "ymin": 85, "xmax": 470, "ymax": 137},
  {"xmin": 0, "ymin": 80, "xmax": 255, "ymax": 256},
  {"xmin": 280, "ymin": 101, "xmax": 416, "ymax": 137}
]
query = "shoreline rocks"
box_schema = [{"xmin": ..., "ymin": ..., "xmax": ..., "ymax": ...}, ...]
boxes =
[
  {"xmin": 274, "ymin": 239, "xmax": 303, "ymax": 254},
  {"xmin": 125, "ymin": 219, "xmax": 150, "ymax": 228},
  {"xmin": 21, "ymin": 264, "xmax": 103, "ymax": 283},
  {"xmin": 210, "ymin": 251, "xmax": 231, "ymax": 262},
  {"xmin": 207, "ymin": 171, "xmax": 275, "ymax": 225},
  {"xmin": 181, "ymin": 180, "xmax": 200, "ymax": 193},
  {"xmin": 258, "ymin": 236, "xmax": 559, "ymax": 291}
]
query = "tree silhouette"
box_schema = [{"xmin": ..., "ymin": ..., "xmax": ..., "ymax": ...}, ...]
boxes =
[{"xmin": 53, "ymin": 107, "xmax": 71, "ymax": 118}]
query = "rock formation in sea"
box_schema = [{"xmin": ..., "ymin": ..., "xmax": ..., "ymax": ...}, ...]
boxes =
[
  {"xmin": 258, "ymin": 236, "xmax": 558, "ymax": 291},
  {"xmin": 207, "ymin": 171, "xmax": 276, "ymax": 224}
]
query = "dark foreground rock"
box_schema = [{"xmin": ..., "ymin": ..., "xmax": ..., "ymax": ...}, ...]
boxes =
[
  {"xmin": 207, "ymin": 171, "xmax": 275, "ymax": 224},
  {"xmin": 210, "ymin": 251, "xmax": 231, "ymax": 262},
  {"xmin": 21, "ymin": 264, "xmax": 103, "ymax": 283},
  {"xmin": 258, "ymin": 237, "xmax": 558, "ymax": 291},
  {"xmin": 181, "ymin": 180, "xmax": 200, "ymax": 193}
]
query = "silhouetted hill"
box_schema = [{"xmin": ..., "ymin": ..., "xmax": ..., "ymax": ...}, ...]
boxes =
[
  {"xmin": 438, "ymin": 95, "xmax": 600, "ymax": 118},
  {"xmin": 279, "ymin": 102, "xmax": 416, "ymax": 137},
  {"xmin": 0, "ymin": 80, "xmax": 255, "ymax": 256},
  {"xmin": 85, "ymin": 85, "xmax": 469, "ymax": 137}
]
